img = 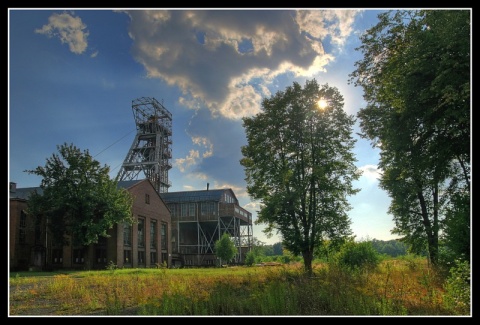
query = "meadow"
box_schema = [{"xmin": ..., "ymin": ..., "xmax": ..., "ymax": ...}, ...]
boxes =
[{"xmin": 9, "ymin": 255, "xmax": 469, "ymax": 317}]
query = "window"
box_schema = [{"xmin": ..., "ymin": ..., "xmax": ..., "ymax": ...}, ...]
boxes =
[
  {"xmin": 123, "ymin": 223, "xmax": 132, "ymax": 246},
  {"xmin": 201, "ymin": 202, "xmax": 217, "ymax": 216},
  {"xmin": 169, "ymin": 204, "xmax": 176, "ymax": 217},
  {"xmin": 138, "ymin": 218, "xmax": 145, "ymax": 248},
  {"xmin": 124, "ymin": 249, "xmax": 131, "ymax": 264},
  {"xmin": 95, "ymin": 237, "xmax": 107, "ymax": 263},
  {"xmin": 138, "ymin": 251, "xmax": 145, "ymax": 265},
  {"xmin": 95, "ymin": 248, "xmax": 107, "ymax": 263},
  {"xmin": 145, "ymin": 193, "xmax": 150, "ymax": 204},
  {"xmin": 150, "ymin": 220, "xmax": 157, "ymax": 248},
  {"xmin": 181, "ymin": 203, "xmax": 188, "ymax": 217},
  {"xmin": 189, "ymin": 203, "xmax": 195, "ymax": 216},
  {"xmin": 150, "ymin": 251, "xmax": 157, "ymax": 265},
  {"xmin": 20, "ymin": 210, "xmax": 27, "ymax": 227},
  {"xmin": 73, "ymin": 248, "xmax": 85, "ymax": 264},
  {"xmin": 161, "ymin": 223, "xmax": 167, "ymax": 249},
  {"xmin": 52, "ymin": 249, "xmax": 63, "ymax": 264}
]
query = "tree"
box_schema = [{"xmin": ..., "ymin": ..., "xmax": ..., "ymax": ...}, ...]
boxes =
[
  {"xmin": 348, "ymin": 10, "xmax": 470, "ymax": 266},
  {"xmin": 25, "ymin": 143, "xmax": 134, "ymax": 247},
  {"xmin": 272, "ymin": 242, "xmax": 283, "ymax": 256},
  {"xmin": 214, "ymin": 233, "xmax": 237, "ymax": 266},
  {"xmin": 240, "ymin": 79, "xmax": 361, "ymax": 275}
]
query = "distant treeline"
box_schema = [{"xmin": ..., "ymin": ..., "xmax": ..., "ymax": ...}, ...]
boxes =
[
  {"xmin": 369, "ymin": 239, "xmax": 408, "ymax": 257},
  {"xmin": 259, "ymin": 239, "xmax": 409, "ymax": 258}
]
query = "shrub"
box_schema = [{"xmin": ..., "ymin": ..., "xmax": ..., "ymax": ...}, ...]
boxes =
[
  {"xmin": 335, "ymin": 241, "xmax": 380, "ymax": 270},
  {"xmin": 244, "ymin": 251, "xmax": 255, "ymax": 266},
  {"xmin": 443, "ymin": 259, "xmax": 470, "ymax": 315}
]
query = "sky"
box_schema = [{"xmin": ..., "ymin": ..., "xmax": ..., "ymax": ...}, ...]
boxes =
[{"xmin": 8, "ymin": 8, "xmax": 403, "ymax": 245}]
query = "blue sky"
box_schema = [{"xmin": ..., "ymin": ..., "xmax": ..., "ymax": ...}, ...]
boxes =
[{"xmin": 9, "ymin": 8, "xmax": 401, "ymax": 245}]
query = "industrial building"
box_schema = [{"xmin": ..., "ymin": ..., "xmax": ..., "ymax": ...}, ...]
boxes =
[
  {"xmin": 161, "ymin": 187, "xmax": 253, "ymax": 267},
  {"xmin": 9, "ymin": 179, "xmax": 171, "ymax": 271},
  {"xmin": 9, "ymin": 97, "xmax": 253, "ymax": 271}
]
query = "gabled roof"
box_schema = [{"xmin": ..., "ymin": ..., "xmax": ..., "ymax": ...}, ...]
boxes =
[
  {"xmin": 160, "ymin": 188, "xmax": 236, "ymax": 203},
  {"xmin": 117, "ymin": 179, "xmax": 146, "ymax": 190}
]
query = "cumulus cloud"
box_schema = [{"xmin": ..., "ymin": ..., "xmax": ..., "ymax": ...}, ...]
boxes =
[
  {"xmin": 35, "ymin": 11, "xmax": 89, "ymax": 54},
  {"xmin": 174, "ymin": 149, "xmax": 200, "ymax": 172},
  {"xmin": 358, "ymin": 164, "xmax": 383, "ymax": 182},
  {"xmin": 174, "ymin": 135, "xmax": 213, "ymax": 172},
  {"xmin": 122, "ymin": 9, "xmax": 360, "ymax": 120}
]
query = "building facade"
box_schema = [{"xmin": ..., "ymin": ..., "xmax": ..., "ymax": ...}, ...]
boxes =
[
  {"xmin": 9, "ymin": 179, "xmax": 172, "ymax": 271},
  {"xmin": 10, "ymin": 181, "xmax": 253, "ymax": 271}
]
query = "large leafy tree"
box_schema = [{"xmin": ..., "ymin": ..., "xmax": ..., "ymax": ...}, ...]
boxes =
[
  {"xmin": 349, "ymin": 10, "xmax": 470, "ymax": 266},
  {"xmin": 25, "ymin": 143, "xmax": 134, "ymax": 247},
  {"xmin": 240, "ymin": 79, "xmax": 360, "ymax": 275}
]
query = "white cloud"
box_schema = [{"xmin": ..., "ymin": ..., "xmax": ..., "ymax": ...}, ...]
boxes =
[
  {"xmin": 122, "ymin": 9, "xmax": 360, "ymax": 120},
  {"xmin": 358, "ymin": 164, "xmax": 382, "ymax": 182},
  {"xmin": 174, "ymin": 149, "xmax": 200, "ymax": 172},
  {"xmin": 35, "ymin": 11, "xmax": 89, "ymax": 54},
  {"xmin": 192, "ymin": 136, "xmax": 213, "ymax": 158},
  {"xmin": 174, "ymin": 134, "xmax": 215, "ymax": 172}
]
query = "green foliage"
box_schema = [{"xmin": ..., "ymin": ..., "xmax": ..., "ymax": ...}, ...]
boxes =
[
  {"xmin": 443, "ymin": 259, "xmax": 470, "ymax": 315},
  {"xmin": 214, "ymin": 233, "xmax": 237, "ymax": 265},
  {"xmin": 106, "ymin": 261, "xmax": 118, "ymax": 271},
  {"xmin": 240, "ymin": 79, "xmax": 360, "ymax": 274},
  {"xmin": 370, "ymin": 239, "xmax": 408, "ymax": 257},
  {"xmin": 335, "ymin": 240, "xmax": 381, "ymax": 271},
  {"xmin": 25, "ymin": 143, "xmax": 134, "ymax": 246},
  {"xmin": 441, "ymin": 191, "xmax": 470, "ymax": 263},
  {"xmin": 244, "ymin": 251, "xmax": 256, "ymax": 266},
  {"xmin": 272, "ymin": 242, "xmax": 283, "ymax": 255},
  {"xmin": 349, "ymin": 10, "xmax": 470, "ymax": 266}
]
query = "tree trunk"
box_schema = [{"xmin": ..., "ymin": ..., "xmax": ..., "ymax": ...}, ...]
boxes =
[{"xmin": 302, "ymin": 250, "xmax": 313, "ymax": 276}]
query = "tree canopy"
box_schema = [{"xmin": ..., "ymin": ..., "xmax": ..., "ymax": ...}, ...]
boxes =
[
  {"xmin": 25, "ymin": 143, "xmax": 134, "ymax": 246},
  {"xmin": 348, "ymin": 10, "xmax": 470, "ymax": 265},
  {"xmin": 240, "ymin": 79, "xmax": 360, "ymax": 274}
]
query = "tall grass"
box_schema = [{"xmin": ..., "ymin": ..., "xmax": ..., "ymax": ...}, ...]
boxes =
[{"xmin": 9, "ymin": 257, "xmax": 467, "ymax": 316}]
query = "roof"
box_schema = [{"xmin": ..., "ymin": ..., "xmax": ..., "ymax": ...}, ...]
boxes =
[
  {"xmin": 117, "ymin": 179, "xmax": 146, "ymax": 190},
  {"xmin": 10, "ymin": 180, "xmax": 239, "ymax": 205},
  {"xmin": 160, "ymin": 188, "xmax": 236, "ymax": 203},
  {"xmin": 10, "ymin": 179, "xmax": 145, "ymax": 200},
  {"xmin": 10, "ymin": 186, "xmax": 43, "ymax": 200}
]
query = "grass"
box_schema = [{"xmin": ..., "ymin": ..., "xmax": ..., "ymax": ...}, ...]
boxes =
[{"xmin": 9, "ymin": 257, "xmax": 468, "ymax": 316}]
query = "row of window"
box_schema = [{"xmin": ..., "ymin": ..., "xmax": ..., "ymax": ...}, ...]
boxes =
[
  {"xmin": 47, "ymin": 248, "xmax": 165, "ymax": 265},
  {"xmin": 184, "ymin": 259, "xmax": 215, "ymax": 265},
  {"xmin": 123, "ymin": 249, "xmax": 167, "ymax": 265},
  {"xmin": 169, "ymin": 202, "xmax": 218, "ymax": 217},
  {"xmin": 123, "ymin": 218, "xmax": 167, "ymax": 249}
]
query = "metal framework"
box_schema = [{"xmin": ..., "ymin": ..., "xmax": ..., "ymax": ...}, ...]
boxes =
[
  {"xmin": 161, "ymin": 189, "xmax": 253, "ymax": 267},
  {"xmin": 116, "ymin": 97, "xmax": 172, "ymax": 193}
]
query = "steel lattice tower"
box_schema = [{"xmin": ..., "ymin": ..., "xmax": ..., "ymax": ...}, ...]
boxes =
[{"xmin": 116, "ymin": 97, "xmax": 172, "ymax": 193}]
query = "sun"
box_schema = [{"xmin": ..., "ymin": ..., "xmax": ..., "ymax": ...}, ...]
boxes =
[{"xmin": 317, "ymin": 98, "xmax": 328, "ymax": 109}]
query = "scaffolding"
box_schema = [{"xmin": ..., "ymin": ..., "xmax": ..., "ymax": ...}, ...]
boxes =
[{"xmin": 116, "ymin": 97, "xmax": 172, "ymax": 193}]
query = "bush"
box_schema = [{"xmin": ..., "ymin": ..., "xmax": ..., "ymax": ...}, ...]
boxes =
[
  {"xmin": 335, "ymin": 241, "xmax": 380, "ymax": 270},
  {"xmin": 443, "ymin": 259, "xmax": 470, "ymax": 315},
  {"xmin": 244, "ymin": 251, "xmax": 255, "ymax": 266}
]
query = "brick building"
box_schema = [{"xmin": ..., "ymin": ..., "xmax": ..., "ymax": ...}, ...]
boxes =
[
  {"xmin": 9, "ymin": 179, "xmax": 172, "ymax": 271},
  {"xmin": 10, "ymin": 180, "xmax": 253, "ymax": 271}
]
